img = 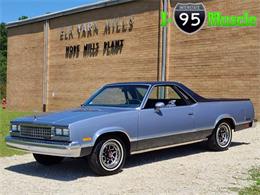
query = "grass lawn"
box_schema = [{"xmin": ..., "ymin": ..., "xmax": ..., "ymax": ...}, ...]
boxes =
[
  {"xmin": 239, "ymin": 167, "xmax": 260, "ymax": 195},
  {"xmin": 0, "ymin": 108, "xmax": 32, "ymax": 157}
]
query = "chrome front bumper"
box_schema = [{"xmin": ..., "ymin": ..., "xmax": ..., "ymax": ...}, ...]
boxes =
[{"xmin": 5, "ymin": 136, "xmax": 82, "ymax": 157}]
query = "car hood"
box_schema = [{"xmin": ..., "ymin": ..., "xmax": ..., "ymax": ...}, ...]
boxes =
[{"xmin": 12, "ymin": 107, "xmax": 131, "ymax": 126}]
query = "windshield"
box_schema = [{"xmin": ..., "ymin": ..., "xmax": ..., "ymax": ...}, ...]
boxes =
[{"xmin": 84, "ymin": 85, "xmax": 149, "ymax": 108}]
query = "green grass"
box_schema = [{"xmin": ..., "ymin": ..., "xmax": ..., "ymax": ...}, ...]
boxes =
[
  {"xmin": 0, "ymin": 108, "xmax": 32, "ymax": 156},
  {"xmin": 239, "ymin": 167, "xmax": 260, "ymax": 195}
]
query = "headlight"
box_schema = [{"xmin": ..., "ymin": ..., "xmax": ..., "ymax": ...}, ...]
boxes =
[
  {"xmin": 55, "ymin": 128, "xmax": 63, "ymax": 136},
  {"xmin": 10, "ymin": 124, "xmax": 21, "ymax": 131},
  {"xmin": 11, "ymin": 124, "xmax": 17, "ymax": 131},
  {"xmin": 55, "ymin": 127, "xmax": 69, "ymax": 136},
  {"xmin": 11, "ymin": 124, "xmax": 20, "ymax": 132},
  {"xmin": 63, "ymin": 129, "xmax": 69, "ymax": 136}
]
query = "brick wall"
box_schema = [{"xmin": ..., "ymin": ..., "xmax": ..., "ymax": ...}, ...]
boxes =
[
  {"xmin": 47, "ymin": 0, "xmax": 161, "ymax": 110},
  {"xmin": 7, "ymin": 22, "xmax": 44, "ymax": 111},
  {"xmin": 6, "ymin": 0, "xmax": 260, "ymax": 119},
  {"xmin": 6, "ymin": 0, "xmax": 161, "ymax": 111},
  {"xmin": 168, "ymin": 0, "xmax": 260, "ymax": 119}
]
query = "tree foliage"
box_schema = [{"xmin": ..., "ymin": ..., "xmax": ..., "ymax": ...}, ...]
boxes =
[
  {"xmin": 0, "ymin": 22, "xmax": 7, "ymax": 99},
  {"xmin": 18, "ymin": 16, "xmax": 28, "ymax": 20}
]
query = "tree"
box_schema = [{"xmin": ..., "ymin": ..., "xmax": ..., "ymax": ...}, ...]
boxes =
[
  {"xmin": 0, "ymin": 22, "xmax": 7, "ymax": 99},
  {"xmin": 0, "ymin": 17, "xmax": 29, "ymax": 99},
  {"xmin": 18, "ymin": 16, "xmax": 28, "ymax": 20}
]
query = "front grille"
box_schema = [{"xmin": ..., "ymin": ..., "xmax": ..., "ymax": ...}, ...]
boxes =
[{"xmin": 20, "ymin": 125, "xmax": 52, "ymax": 140}]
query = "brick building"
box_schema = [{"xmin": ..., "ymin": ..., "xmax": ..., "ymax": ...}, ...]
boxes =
[{"xmin": 6, "ymin": 0, "xmax": 260, "ymax": 119}]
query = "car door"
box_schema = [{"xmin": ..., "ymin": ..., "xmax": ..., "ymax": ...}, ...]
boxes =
[{"xmin": 137, "ymin": 84, "xmax": 195, "ymax": 151}]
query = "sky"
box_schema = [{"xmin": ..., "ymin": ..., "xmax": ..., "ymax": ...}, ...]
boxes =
[{"xmin": 0, "ymin": 0, "xmax": 100, "ymax": 23}]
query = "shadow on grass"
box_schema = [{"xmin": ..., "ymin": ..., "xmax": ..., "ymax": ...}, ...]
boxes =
[{"xmin": 5, "ymin": 141, "xmax": 249, "ymax": 181}]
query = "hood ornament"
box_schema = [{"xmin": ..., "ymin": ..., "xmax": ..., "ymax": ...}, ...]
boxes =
[{"xmin": 33, "ymin": 115, "xmax": 37, "ymax": 120}]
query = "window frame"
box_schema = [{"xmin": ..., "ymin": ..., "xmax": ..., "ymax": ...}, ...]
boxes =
[
  {"xmin": 84, "ymin": 84, "xmax": 151, "ymax": 108},
  {"xmin": 141, "ymin": 84, "xmax": 196, "ymax": 110}
]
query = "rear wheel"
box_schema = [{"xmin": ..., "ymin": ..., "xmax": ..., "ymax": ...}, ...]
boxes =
[
  {"xmin": 88, "ymin": 137, "xmax": 126, "ymax": 176},
  {"xmin": 33, "ymin": 154, "xmax": 64, "ymax": 165},
  {"xmin": 207, "ymin": 121, "xmax": 232, "ymax": 151}
]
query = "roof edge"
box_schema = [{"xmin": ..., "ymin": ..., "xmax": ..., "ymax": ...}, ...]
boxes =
[{"xmin": 6, "ymin": 0, "xmax": 136, "ymax": 28}]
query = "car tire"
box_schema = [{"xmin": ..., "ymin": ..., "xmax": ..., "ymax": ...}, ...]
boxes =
[
  {"xmin": 88, "ymin": 137, "xmax": 126, "ymax": 176},
  {"xmin": 33, "ymin": 153, "xmax": 64, "ymax": 165},
  {"xmin": 207, "ymin": 121, "xmax": 233, "ymax": 151}
]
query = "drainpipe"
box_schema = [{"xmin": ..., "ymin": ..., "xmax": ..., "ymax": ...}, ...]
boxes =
[
  {"xmin": 43, "ymin": 20, "xmax": 49, "ymax": 112},
  {"xmin": 161, "ymin": 0, "xmax": 168, "ymax": 82}
]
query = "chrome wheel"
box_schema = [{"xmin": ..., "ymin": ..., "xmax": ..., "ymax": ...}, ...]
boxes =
[
  {"xmin": 216, "ymin": 123, "xmax": 232, "ymax": 147},
  {"xmin": 99, "ymin": 139, "xmax": 124, "ymax": 171}
]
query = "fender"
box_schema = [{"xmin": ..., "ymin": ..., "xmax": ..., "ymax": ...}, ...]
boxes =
[
  {"xmin": 214, "ymin": 114, "xmax": 236, "ymax": 128},
  {"xmin": 93, "ymin": 126, "xmax": 132, "ymax": 145}
]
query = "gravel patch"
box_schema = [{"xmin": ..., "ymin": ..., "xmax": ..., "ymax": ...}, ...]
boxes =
[{"xmin": 0, "ymin": 123, "xmax": 259, "ymax": 195}]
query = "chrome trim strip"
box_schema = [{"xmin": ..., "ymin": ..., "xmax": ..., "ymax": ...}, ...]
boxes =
[
  {"xmin": 236, "ymin": 120, "xmax": 252, "ymax": 125},
  {"xmin": 139, "ymin": 84, "xmax": 153, "ymax": 109},
  {"xmin": 135, "ymin": 128, "xmax": 213, "ymax": 142},
  {"xmin": 131, "ymin": 139, "xmax": 207, "ymax": 155},
  {"xmin": 13, "ymin": 122, "xmax": 68, "ymax": 129},
  {"xmin": 17, "ymin": 123, "xmax": 53, "ymax": 128},
  {"xmin": 5, "ymin": 136, "xmax": 81, "ymax": 157}
]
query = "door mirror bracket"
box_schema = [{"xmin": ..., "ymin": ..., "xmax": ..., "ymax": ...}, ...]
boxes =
[{"xmin": 168, "ymin": 100, "xmax": 176, "ymax": 107}]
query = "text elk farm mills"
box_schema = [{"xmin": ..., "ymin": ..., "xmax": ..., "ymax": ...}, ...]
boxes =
[{"xmin": 59, "ymin": 17, "xmax": 134, "ymax": 58}]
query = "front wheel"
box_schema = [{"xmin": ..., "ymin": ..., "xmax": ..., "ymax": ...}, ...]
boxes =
[
  {"xmin": 207, "ymin": 122, "xmax": 232, "ymax": 151},
  {"xmin": 88, "ymin": 137, "xmax": 126, "ymax": 176},
  {"xmin": 33, "ymin": 154, "xmax": 64, "ymax": 165}
]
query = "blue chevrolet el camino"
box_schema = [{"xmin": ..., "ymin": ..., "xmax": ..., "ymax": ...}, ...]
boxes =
[{"xmin": 6, "ymin": 82, "xmax": 255, "ymax": 175}]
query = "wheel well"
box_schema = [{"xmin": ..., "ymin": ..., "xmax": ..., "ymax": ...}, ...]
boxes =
[
  {"xmin": 216, "ymin": 118, "xmax": 235, "ymax": 130},
  {"xmin": 95, "ymin": 132, "xmax": 131, "ymax": 155}
]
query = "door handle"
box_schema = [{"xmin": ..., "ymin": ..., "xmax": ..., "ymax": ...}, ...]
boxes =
[{"xmin": 188, "ymin": 112, "xmax": 194, "ymax": 116}]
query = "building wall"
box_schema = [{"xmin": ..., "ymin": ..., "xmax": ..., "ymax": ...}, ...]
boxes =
[
  {"xmin": 6, "ymin": 0, "xmax": 260, "ymax": 119},
  {"xmin": 47, "ymin": 0, "xmax": 161, "ymax": 110},
  {"xmin": 7, "ymin": 0, "xmax": 161, "ymax": 111},
  {"xmin": 168, "ymin": 0, "xmax": 260, "ymax": 119},
  {"xmin": 7, "ymin": 22, "xmax": 44, "ymax": 111}
]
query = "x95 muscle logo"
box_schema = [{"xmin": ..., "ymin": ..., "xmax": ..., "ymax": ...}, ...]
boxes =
[{"xmin": 162, "ymin": 2, "xmax": 257, "ymax": 35}]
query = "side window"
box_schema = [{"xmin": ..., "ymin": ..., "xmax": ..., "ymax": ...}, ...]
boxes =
[
  {"xmin": 149, "ymin": 86, "xmax": 181, "ymax": 99},
  {"xmin": 175, "ymin": 86, "xmax": 196, "ymax": 104},
  {"xmin": 144, "ymin": 85, "xmax": 187, "ymax": 109},
  {"xmin": 165, "ymin": 87, "xmax": 181, "ymax": 99}
]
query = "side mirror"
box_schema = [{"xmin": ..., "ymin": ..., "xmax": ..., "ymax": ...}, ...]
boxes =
[
  {"xmin": 155, "ymin": 102, "xmax": 165, "ymax": 111},
  {"xmin": 168, "ymin": 100, "xmax": 176, "ymax": 107}
]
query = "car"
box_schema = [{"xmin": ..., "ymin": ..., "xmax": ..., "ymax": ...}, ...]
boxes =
[{"xmin": 6, "ymin": 82, "xmax": 255, "ymax": 175}]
